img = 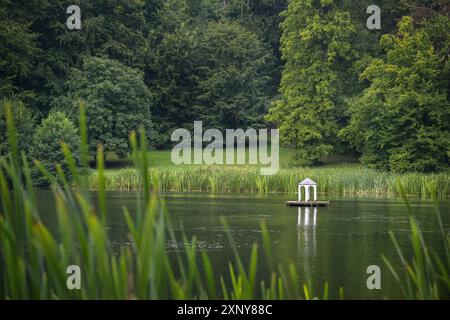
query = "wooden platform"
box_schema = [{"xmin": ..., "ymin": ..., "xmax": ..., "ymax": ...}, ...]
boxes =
[{"xmin": 286, "ymin": 201, "xmax": 330, "ymax": 207}]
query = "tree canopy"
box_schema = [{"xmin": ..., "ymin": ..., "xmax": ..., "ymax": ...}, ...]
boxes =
[
  {"xmin": 150, "ymin": 20, "xmax": 274, "ymax": 144},
  {"xmin": 341, "ymin": 16, "xmax": 450, "ymax": 172},
  {"xmin": 266, "ymin": 0, "xmax": 356, "ymax": 165}
]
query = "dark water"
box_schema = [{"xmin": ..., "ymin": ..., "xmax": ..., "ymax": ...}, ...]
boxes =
[{"xmin": 37, "ymin": 191, "xmax": 450, "ymax": 299}]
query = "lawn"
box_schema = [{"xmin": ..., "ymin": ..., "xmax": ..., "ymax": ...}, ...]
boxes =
[{"xmin": 102, "ymin": 147, "xmax": 360, "ymax": 171}]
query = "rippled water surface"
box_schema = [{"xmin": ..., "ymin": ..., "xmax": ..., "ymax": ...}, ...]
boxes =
[{"xmin": 38, "ymin": 191, "xmax": 450, "ymax": 299}]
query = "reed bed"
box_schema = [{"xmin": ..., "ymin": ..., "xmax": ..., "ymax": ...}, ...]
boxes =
[{"xmin": 90, "ymin": 166, "xmax": 450, "ymax": 199}]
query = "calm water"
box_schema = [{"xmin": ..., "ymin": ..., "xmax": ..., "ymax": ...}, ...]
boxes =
[{"xmin": 38, "ymin": 191, "xmax": 450, "ymax": 299}]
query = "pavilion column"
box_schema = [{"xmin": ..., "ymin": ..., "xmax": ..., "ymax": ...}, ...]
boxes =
[{"xmin": 298, "ymin": 179, "xmax": 318, "ymax": 203}]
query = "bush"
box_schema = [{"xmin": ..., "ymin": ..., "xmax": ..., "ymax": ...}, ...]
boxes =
[
  {"xmin": 30, "ymin": 112, "xmax": 79, "ymax": 185},
  {"xmin": 0, "ymin": 99, "xmax": 35, "ymax": 156}
]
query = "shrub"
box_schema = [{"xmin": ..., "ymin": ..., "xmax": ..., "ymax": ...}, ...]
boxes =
[{"xmin": 30, "ymin": 112, "xmax": 79, "ymax": 185}]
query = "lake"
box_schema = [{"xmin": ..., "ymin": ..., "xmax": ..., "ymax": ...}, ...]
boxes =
[{"xmin": 37, "ymin": 191, "xmax": 450, "ymax": 299}]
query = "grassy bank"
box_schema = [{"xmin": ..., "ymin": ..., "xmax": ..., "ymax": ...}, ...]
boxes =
[{"xmin": 90, "ymin": 166, "xmax": 450, "ymax": 199}]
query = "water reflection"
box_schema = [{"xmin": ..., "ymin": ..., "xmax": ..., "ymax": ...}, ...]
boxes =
[
  {"xmin": 297, "ymin": 206, "xmax": 317, "ymax": 228},
  {"xmin": 297, "ymin": 207, "xmax": 318, "ymax": 276}
]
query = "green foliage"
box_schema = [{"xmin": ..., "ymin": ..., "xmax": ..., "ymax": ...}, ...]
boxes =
[
  {"xmin": 30, "ymin": 111, "xmax": 79, "ymax": 185},
  {"xmin": 195, "ymin": 21, "xmax": 274, "ymax": 129},
  {"xmin": 0, "ymin": 99, "xmax": 35, "ymax": 157},
  {"xmin": 53, "ymin": 56, "xmax": 154, "ymax": 157},
  {"xmin": 0, "ymin": 0, "xmax": 163, "ymax": 111},
  {"xmin": 37, "ymin": 0, "xmax": 155, "ymax": 92},
  {"xmin": 150, "ymin": 20, "xmax": 274, "ymax": 145},
  {"xmin": 266, "ymin": 0, "xmax": 356, "ymax": 165},
  {"xmin": 210, "ymin": 0, "xmax": 287, "ymax": 57},
  {"xmin": 0, "ymin": 0, "xmax": 38, "ymax": 97},
  {"xmin": 342, "ymin": 16, "xmax": 450, "ymax": 172}
]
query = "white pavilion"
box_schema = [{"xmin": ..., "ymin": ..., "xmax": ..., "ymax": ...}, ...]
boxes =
[{"xmin": 298, "ymin": 178, "xmax": 317, "ymax": 202}]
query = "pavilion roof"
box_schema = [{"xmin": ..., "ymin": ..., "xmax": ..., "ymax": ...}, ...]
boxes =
[{"xmin": 299, "ymin": 178, "xmax": 317, "ymax": 185}]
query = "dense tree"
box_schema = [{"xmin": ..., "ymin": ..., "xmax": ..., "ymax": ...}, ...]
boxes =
[
  {"xmin": 52, "ymin": 57, "xmax": 154, "ymax": 157},
  {"xmin": 30, "ymin": 111, "xmax": 79, "ymax": 185},
  {"xmin": 341, "ymin": 16, "xmax": 450, "ymax": 172},
  {"xmin": 2, "ymin": 0, "xmax": 282, "ymax": 147},
  {"xmin": 0, "ymin": 0, "xmax": 161, "ymax": 112},
  {"xmin": 218, "ymin": 0, "xmax": 287, "ymax": 102},
  {"xmin": 266, "ymin": 0, "xmax": 356, "ymax": 165},
  {"xmin": 150, "ymin": 20, "xmax": 274, "ymax": 145},
  {"xmin": 195, "ymin": 21, "xmax": 274, "ymax": 129},
  {"xmin": 214, "ymin": 0, "xmax": 287, "ymax": 55},
  {"xmin": 0, "ymin": 1, "xmax": 38, "ymax": 97}
]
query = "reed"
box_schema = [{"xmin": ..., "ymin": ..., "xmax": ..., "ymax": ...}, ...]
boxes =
[
  {"xmin": 0, "ymin": 103, "xmax": 334, "ymax": 300},
  {"xmin": 90, "ymin": 166, "xmax": 450, "ymax": 199},
  {"xmin": 382, "ymin": 180, "xmax": 450, "ymax": 300}
]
